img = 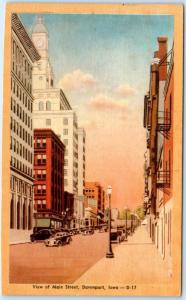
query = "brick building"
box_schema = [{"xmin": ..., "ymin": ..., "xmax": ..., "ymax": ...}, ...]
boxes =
[
  {"xmin": 33, "ymin": 129, "xmax": 65, "ymax": 229},
  {"xmin": 143, "ymin": 37, "xmax": 174, "ymax": 273},
  {"xmin": 84, "ymin": 182, "xmax": 105, "ymax": 226}
]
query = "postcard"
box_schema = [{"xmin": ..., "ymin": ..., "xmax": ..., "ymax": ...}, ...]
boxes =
[{"xmin": 2, "ymin": 2, "xmax": 183, "ymax": 296}]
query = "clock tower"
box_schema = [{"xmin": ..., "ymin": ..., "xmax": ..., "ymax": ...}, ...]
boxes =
[{"xmin": 32, "ymin": 15, "xmax": 54, "ymax": 90}]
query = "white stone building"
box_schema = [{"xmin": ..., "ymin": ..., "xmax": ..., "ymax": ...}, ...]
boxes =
[
  {"xmin": 10, "ymin": 14, "xmax": 40, "ymax": 243},
  {"xmin": 77, "ymin": 128, "xmax": 86, "ymax": 223},
  {"xmin": 31, "ymin": 16, "xmax": 85, "ymax": 226}
]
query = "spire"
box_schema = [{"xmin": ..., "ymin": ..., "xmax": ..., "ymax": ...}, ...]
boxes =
[{"xmin": 32, "ymin": 15, "xmax": 48, "ymax": 34}]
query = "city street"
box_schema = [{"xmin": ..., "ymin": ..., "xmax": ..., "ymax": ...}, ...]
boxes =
[
  {"xmin": 9, "ymin": 231, "xmax": 111, "ymax": 284},
  {"xmin": 10, "ymin": 226, "xmax": 172, "ymax": 285}
]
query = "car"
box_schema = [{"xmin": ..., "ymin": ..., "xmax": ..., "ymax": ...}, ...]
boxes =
[
  {"xmin": 117, "ymin": 228, "xmax": 126, "ymax": 242},
  {"xmin": 110, "ymin": 229, "xmax": 122, "ymax": 244},
  {"xmin": 98, "ymin": 226, "xmax": 108, "ymax": 233},
  {"xmin": 82, "ymin": 227, "xmax": 94, "ymax": 235},
  {"xmin": 141, "ymin": 219, "xmax": 148, "ymax": 225},
  {"xmin": 30, "ymin": 229, "xmax": 53, "ymax": 242},
  {"xmin": 45, "ymin": 232, "xmax": 72, "ymax": 247}
]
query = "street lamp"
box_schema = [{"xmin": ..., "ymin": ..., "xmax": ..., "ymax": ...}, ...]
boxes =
[
  {"xmin": 106, "ymin": 185, "xmax": 114, "ymax": 258},
  {"xmin": 131, "ymin": 212, "xmax": 133, "ymax": 234},
  {"xmin": 125, "ymin": 207, "xmax": 128, "ymax": 240}
]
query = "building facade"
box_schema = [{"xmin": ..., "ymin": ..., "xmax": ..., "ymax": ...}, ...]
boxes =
[
  {"xmin": 84, "ymin": 182, "xmax": 105, "ymax": 226},
  {"xmin": 34, "ymin": 129, "xmax": 65, "ymax": 229},
  {"xmin": 31, "ymin": 16, "xmax": 86, "ymax": 227},
  {"xmin": 143, "ymin": 37, "xmax": 173, "ymax": 274},
  {"xmin": 77, "ymin": 128, "xmax": 86, "ymax": 225},
  {"xmin": 10, "ymin": 14, "xmax": 40, "ymax": 242}
]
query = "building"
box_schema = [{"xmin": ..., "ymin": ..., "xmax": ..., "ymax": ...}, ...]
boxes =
[
  {"xmin": 84, "ymin": 182, "xmax": 105, "ymax": 226},
  {"xmin": 10, "ymin": 13, "xmax": 40, "ymax": 242},
  {"xmin": 143, "ymin": 37, "xmax": 173, "ymax": 274},
  {"xmin": 64, "ymin": 191, "xmax": 74, "ymax": 229},
  {"xmin": 77, "ymin": 128, "xmax": 86, "ymax": 225},
  {"xmin": 31, "ymin": 16, "xmax": 86, "ymax": 227},
  {"xmin": 34, "ymin": 129, "xmax": 65, "ymax": 229}
]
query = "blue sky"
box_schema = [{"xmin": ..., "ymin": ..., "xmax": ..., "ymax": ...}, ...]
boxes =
[
  {"xmin": 19, "ymin": 14, "xmax": 173, "ymax": 92},
  {"xmin": 19, "ymin": 13, "xmax": 174, "ymax": 208}
]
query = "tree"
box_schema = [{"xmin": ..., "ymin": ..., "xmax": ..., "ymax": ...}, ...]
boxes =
[
  {"xmin": 135, "ymin": 205, "xmax": 144, "ymax": 220},
  {"xmin": 118, "ymin": 209, "xmax": 132, "ymax": 220}
]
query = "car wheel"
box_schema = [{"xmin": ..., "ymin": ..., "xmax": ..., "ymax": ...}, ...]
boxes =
[{"xmin": 30, "ymin": 237, "xmax": 35, "ymax": 243}]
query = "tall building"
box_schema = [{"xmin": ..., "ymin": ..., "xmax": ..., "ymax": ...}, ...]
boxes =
[
  {"xmin": 84, "ymin": 182, "xmax": 105, "ymax": 226},
  {"xmin": 143, "ymin": 37, "xmax": 173, "ymax": 273},
  {"xmin": 77, "ymin": 128, "xmax": 86, "ymax": 225},
  {"xmin": 10, "ymin": 14, "xmax": 40, "ymax": 242},
  {"xmin": 33, "ymin": 129, "xmax": 65, "ymax": 229},
  {"xmin": 31, "ymin": 16, "xmax": 85, "ymax": 227}
]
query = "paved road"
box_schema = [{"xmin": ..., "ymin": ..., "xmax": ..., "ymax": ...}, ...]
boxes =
[{"xmin": 9, "ymin": 231, "xmax": 111, "ymax": 284}]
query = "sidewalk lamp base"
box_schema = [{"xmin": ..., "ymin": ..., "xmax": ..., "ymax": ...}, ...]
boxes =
[{"xmin": 106, "ymin": 252, "xmax": 114, "ymax": 258}]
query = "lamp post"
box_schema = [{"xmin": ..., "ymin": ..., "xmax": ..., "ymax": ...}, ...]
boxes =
[
  {"xmin": 131, "ymin": 212, "xmax": 133, "ymax": 234},
  {"xmin": 106, "ymin": 185, "xmax": 114, "ymax": 258},
  {"xmin": 125, "ymin": 207, "xmax": 128, "ymax": 240}
]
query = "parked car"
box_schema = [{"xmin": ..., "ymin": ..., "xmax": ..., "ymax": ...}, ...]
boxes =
[
  {"xmin": 45, "ymin": 232, "xmax": 72, "ymax": 247},
  {"xmin": 117, "ymin": 227, "xmax": 126, "ymax": 242},
  {"xmin": 82, "ymin": 227, "xmax": 94, "ymax": 235},
  {"xmin": 99, "ymin": 226, "xmax": 108, "ymax": 233},
  {"xmin": 110, "ymin": 229, "xmax": 122, "ymax": 243},
  {"xmin": 30, "ymin": 229, "xmax": 53, "ymax": 242},
  {"xmin": 141, "ymin": 219, "xmax": 148, "ymax": 225}
]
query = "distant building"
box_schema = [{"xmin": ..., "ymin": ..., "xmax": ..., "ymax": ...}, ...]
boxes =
[
  {"xmin": 34, "ymin": 129, "xmax": 65, "ymax": 229},
  {"xmin": 84, "ymin": 182, "xmax": 105, "ymax": 226},
  {"xmin": 143, "ymin": 37, "xmax": 173, "ymax": 273},
  {"xmin": 10, "ymin": 13, "xmax": 40, "ymax": 241}
]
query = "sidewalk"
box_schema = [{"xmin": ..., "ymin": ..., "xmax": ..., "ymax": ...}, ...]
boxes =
[
  {"xmin": 74, "ymin": 226, "xmax": 172, "ymax": 285},
  {"xmin": 10, "ymin": 229, "xmax": 32, "ymax": 245}
]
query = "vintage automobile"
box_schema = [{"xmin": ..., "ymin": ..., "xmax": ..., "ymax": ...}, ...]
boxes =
[
  {"xmin": 30, "ymin": 229, "xmax": 54, "ymax": 242},
  {"xmin": 45, "ymin": 232, "xmax": 72, "ymax": 247},
  {"xmin": 82, "ymin": 227, "xmax": 94, "ymax": 235},
  {"xmin": 98, "ymin": 226, "xmax": 108, "ymax": 233},
  {"xmin": 110, "ymin": 228, "xmax": 123, "ymax": 243},
  {"xmin": 116, "ymin": 227, "xmax": 126, "ymax": 242}
]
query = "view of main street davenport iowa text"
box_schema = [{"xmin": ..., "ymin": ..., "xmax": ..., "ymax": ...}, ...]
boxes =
[{"xmin": 9, "ymin": 11, "xmax": 176, "ymax": 290}]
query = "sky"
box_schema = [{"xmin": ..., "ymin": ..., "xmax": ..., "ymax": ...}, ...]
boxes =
[{"xmin": 20, "ymin": 13, "xmax": 174, "ymax": 209}]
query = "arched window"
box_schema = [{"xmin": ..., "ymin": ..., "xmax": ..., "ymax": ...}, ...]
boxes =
[
  {"xmin": 28, "ymin": 201, "xmax": 32, "ymax": 230},
  {"xmin": 17, "ymin": 201, "xmax": 20, "ymax": 229},
  {"xmin": 23, "ymin": 201, "xmax": 26, "ymax": 230},
  {"xmin": 10, "ymin": 196, "xmax": 14, "ymax": 229},
  {"xmin": 46, "ymin": 101, "xmax": 51, "ymax": 111},
  {"xmin": 39, "ymin": 101, "xmax": 44, "ymax": 111}
]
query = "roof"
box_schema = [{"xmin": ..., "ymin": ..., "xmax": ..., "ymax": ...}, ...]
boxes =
[
  {"xmin": 12, "ymin": 13, "xmax": 40, "ymax": 62},
  {"xmin": 32, "ymin": 15, "xmax": 48, "ymax": 34}
]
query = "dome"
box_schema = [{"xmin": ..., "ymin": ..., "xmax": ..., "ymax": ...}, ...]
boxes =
[{"xmin": 32, "ymin": 15, "xmax": 48, "ymax": 34}]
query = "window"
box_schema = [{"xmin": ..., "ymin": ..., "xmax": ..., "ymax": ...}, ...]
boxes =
[
  {"xmin": 64, "ymin": 139, "xmax": 68, "ymax": 146},
  {"xmin": 63, "ymin": 129, "xmax": 68, "ymax": 135},
  {"xmin": 64, "ymin": 159, "xmax": 68, "ymax": 166},
  {"xmin": 39, "ymin": 101, "xmax": 44, "ymax": 111},
  {"xmin": 46, "ymin": 119, "xmax": 51, "ymax": 126},
  {"xmin": 63, "ymin": 118, "xmax": 68, "ymax": 125},
  {"xmin": 46, "ymin": 101, "xmax": 51, "ymax": 111},
  {"xmin": 64, "ymin": 169, "xmax": 68, "ymax": 176},
  {"xmin": 64, "ymin": 179, "xmax": 68, "ymax": 186}
]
